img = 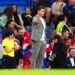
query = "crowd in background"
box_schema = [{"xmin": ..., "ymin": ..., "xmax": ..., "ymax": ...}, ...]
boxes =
[{"xmin": 0, "ymin": 0, "xmax": 75, "ymax": 69}]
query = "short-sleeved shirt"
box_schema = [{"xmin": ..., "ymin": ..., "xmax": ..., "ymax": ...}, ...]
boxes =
[{"xmin": 2, "ymin": 39, "xmax": 15, "ymax": 57}]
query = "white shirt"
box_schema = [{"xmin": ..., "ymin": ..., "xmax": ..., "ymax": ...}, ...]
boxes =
[
  {"xmin": 40, "ymin": 17, "xmax": 46, "ymax": 41},
  {"xmin": 70, "ymin": 58, "xmax": 75, "ymax": 66}
]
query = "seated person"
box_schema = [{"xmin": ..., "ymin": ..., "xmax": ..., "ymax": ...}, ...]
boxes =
[
  {"xmin": 22, "ymin": 44, "xmax": 32, "ymax": 69},
  {"xmin": 46, "ymin": 38, "xmax": 54, "ymax": 68},
  {"xmin": 66, "ymin": 48, "xmax": 75, "ymax": 68}
]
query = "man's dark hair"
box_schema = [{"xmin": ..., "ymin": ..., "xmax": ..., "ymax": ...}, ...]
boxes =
[
  {"xmin": 5, "ymin": 29, "xmax": 14, "ymax": 37},
  {"xmin": 6, "ymin": 20, "xmax": 14, "ymax": 27},
  {"xmin": 63, "ymin": 38, "xmax": 71, "ymax": 44},
  {"xmin": 69, "ymin": 48, "xmax": 75, "ymax": 52},
  {"xmin": 67, "ymin": 45, "xmax": 74, "ymax": 49},
  {"xmin": 17, "ymin": 28, "xmax": 22, "ymax": 32},
  {"xmin": 63, "ymin": 38, "xmax": 70, "ymax": 41},
  {"xmin": 58, "ymin": 15, "xmax": 66, "ymax": 21},
  {"xmin": 27, "ymin": 7, "xmax": 32, "ymax": 12},
  {"xmin": 49, "ymin": 38, "xmax": 54, "ymax": 44},
  {"xmin": 62, "ymin": 29, "xmax": 69, "ymax": 35},
  {"xmin": 54, "ymin": 35, "xmax": 60, "ymax": 41},
  {"xmin": 37, "ymin": 6, "xmax": 45, "ymax": 11}
]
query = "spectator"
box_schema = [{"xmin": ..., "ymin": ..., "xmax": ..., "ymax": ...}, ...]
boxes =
[
  {"xmin": 14, "ymin": 29, "xmax": 23, "ymax": 66},
  {"xmin": 13, "ymin": 38, "xmax": 22, "ymax": 67},
  {"xmin": 53, "ymin": 35, "xmax": 61, "ymax": 58},
  {"xmin": 22, "ymin": 44, "xmax": 32, "ymax": 69},
  {"xmin": 44, "ymin": 7, "xmax": 52, "ymax": 26},
  {"xmin": 53, "ymin": 35, "xmax": 67, "ymax": 68},
  {"xmin": 2, "ymin": 29, "xmax": 17, "ymax": 69},
  {"xmin": 11, "ymin": 4, "xmax": 24, "ymax": 29},
  {"xmin": 63, "ymin": 0, "xmax": 75, "ymax": 27},
  {"xmin": 0, "ymin": 6, "xmax": 13, "ymax": 33},
  {"xmin": 4, "ymin": 20, "xmax": 15, "ymax": 31},
  {"xmin": 16, "ymin": 28, "xmax": 24, "ymax": 47},
  {"xmin": 22, "ymin": 7, "xmax": 32, "ymax": 28},
  {"xmin": 50, "ymin": 15, "xmax": 58, "ymax": 28},
  {"xmin": 56, "ymin": 15, "xmax": 71, "ymax": 36},
  {"xmin": 61, "ymin": 30, "xmax": 70, "ymax": 40},
  {"xmin": 46, "ymin": 38, "xmax": 55, "ymax": 68},
  {"xmin": 63, "ymin": 39, "xmax": 71, "ymax": 49},
  {"xmin": 22, "ymin": 30, "xmax": 31, "ymax": 50},
  {"xmin": 3, "ymin": 20, "xmax": 15, "ymax": 39},
  {"xmin": 66, "ymin": 48, "xmax": 75, "ymax": 68},
  {"xmin": 67, "ymin": 45, "xmax": 74, "ymax": 56},
  {"xmin": 14, "ymin": 30, "xmax": 23, "ymax": 68},
  {"xmin": 52, "ymin": 0, "xmax": 65, "ymax": 16}
]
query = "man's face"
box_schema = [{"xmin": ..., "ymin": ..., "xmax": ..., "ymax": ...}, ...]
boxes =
[
  {"xmin": 65, "ymin": 31, "xmax": 69, "ymax": 39},
  {"xmin": 69, "ymin": 49, "xmax": 75, "ymax": 57},
  {"xmin": 38, "ymin": 9, "xmax": 45, "ymax": 17},
  {"xmin": 8, "ymin": 22, "xmax": 15, "ymax": 29},
  {"xmin": 18, "ymin": 29, "xmax": 23, "ymax": 36},
  {"xmin": 65, "ymin": 40, "xmax": 71, "ymax": 47}
]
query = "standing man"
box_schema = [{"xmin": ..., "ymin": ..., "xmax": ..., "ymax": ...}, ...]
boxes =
[{"xmin": 31, "ymin": 6, "xmax": 46, "ymax": 69}]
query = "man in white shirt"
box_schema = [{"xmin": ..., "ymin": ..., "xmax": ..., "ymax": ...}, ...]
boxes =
[
  {"xmin": 31, "ymin": 6, "xmax": 46, "ymax": 69},
  {"xmin": 66, "ymin": 48, "xmax": 75, "ymax": 68}
]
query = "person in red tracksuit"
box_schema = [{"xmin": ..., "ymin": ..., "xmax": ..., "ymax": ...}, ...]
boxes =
[{"xmin": 22, "ymin": 31, "xmax": 31, "ymax": 49}]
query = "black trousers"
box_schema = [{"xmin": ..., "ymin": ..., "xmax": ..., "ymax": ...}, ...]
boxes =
[{"xmin": 2, "ymin": 55, "xmax": 17, "ymax": 69}]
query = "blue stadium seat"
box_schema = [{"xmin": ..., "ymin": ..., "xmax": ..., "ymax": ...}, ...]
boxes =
[
  {"xmin": 0, "ymin": 1, "xmax": 27, "ymax": 5},
  {"xmin": 0, "ymin": 0, "xmax": 33, "ymax": 14},
  {"xmin": 46, "ymin": 32, "xmax": 51, "ymax": 38},
  {"xmin": 46, "ymin": 38, "xmax": 50, "ymax": 44},
  {"xmin": 46, "ymin": 26, "xmax": 55, "ymax": 32}
]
